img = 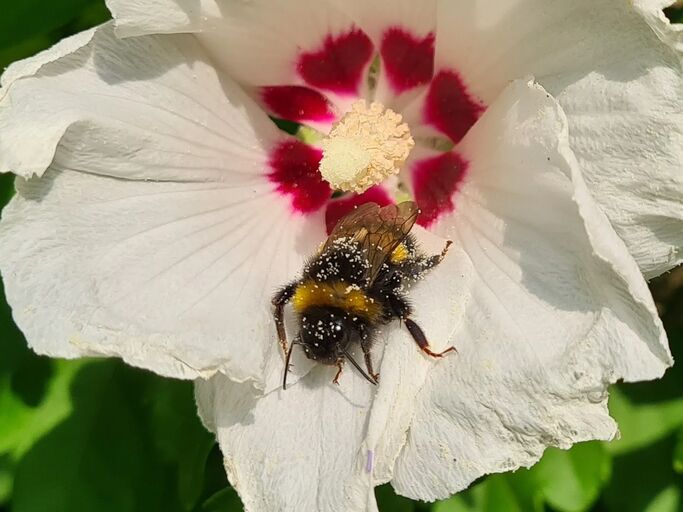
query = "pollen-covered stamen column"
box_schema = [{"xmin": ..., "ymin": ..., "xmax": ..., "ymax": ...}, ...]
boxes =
[{"xmin": 319, "ymin": 100, "xmax": 414, "ymax": 193}]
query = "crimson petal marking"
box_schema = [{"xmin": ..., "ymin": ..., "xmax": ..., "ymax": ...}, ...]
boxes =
[
  {"xmin": 261, "ymin": 86, "xmax": 336, "ymax": 124},
  {"xmin": 324, "ymin": 186, "xmax": 393, "ymax": 234},
  {"xmin": 412, "ymin": 152, "xmax": 469, "ymax": 227},
  {"xmin": 297, "ymin": 28, "xmax": 374, "ymax": 96},
  {"xmin": 424, "ymin": 70, "xmax": 485, "ymax": 144},
  {"xmin": 268, "ymin": 140, "xmax": 330, "ymax": 214},
  {"xmin": 381, "ymin": 27, "xmax": 435, "ymax": 94}
]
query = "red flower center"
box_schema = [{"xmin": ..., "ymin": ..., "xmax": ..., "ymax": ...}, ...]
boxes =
[{"xmin": 263, "ymin": 25, "xmax": 484, "ymax": 227}]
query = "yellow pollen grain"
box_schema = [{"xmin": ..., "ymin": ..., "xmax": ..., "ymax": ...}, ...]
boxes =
[
  {"xmin": 390, "ymin": 243, "xmax": 409, "ymax": 264},
  {"xmin": 319, "ymin": 100, "xmax": 414, "ymax": 194}
]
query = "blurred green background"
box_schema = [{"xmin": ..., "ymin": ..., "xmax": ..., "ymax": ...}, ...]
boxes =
[{"xmin": 0, "ymin": 1, "xmax": 682, "ymax": 511}]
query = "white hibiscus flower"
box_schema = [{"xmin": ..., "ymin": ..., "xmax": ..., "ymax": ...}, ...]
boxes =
[{"xmin": 0, "ymin": 0, "xmax": 679, "ymax": 511}]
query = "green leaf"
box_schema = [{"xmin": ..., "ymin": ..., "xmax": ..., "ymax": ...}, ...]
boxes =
[
  {"xmin": 607, "ymin": 387, "xmax": 683, "ymax": 456},
  {"xmin": 0, "ymin": 1, "xmax": 110, "ymax": 71},
  {"xmin": 673, "ymin": 426, "xmax": 683, "ymax": 474},
  {"xmin": 202, "ymin": 487, "xmax": 244, "ymax": 512},
  {"xmin": 178, "ymin": 435, "xmax": 216, "ymax": 510},
  {"xmin": 0, "ymin": 174, "xmax": 14, "ymax": 209},
  {"xmin": 0, "ymin": 0, "xmax": 102, "ymax": 49},
  {"xmin": 0, "ymin": 455, "xmax": 13, "ymax": 504},
  {"xmin": 643, "ymin": 485, "xmax": 682, "ymax": 512},
  {"xmin": 142, "ymin": 379, "xmax": 216, "ymax": 510},
  {"xmin": 433, "ymin": 493, "xmax": 477, "ymax": 512},
  {"xmin": 531, "ymin": 442, "xmax": 610, "ymax": 512},
  {"xmin": 606, "ymin": 324, "xmax": 683, "ymax": 455},
  {"xmin": 475, "ymin": 476, "xmax": 525, "ymax": 512},
  {"xmin": 433, "ymin": 472, "xmax": 543, "ymax": 512},
  {"xmin": 0, "ymin": 360, "xmax": 82, "ymax": 458},
  {"xmin": 11, "ymin": 361, "xmax": 178, "ymax": 512},
  {"xmin": 0, "ymin": 276, "xmax": 29, "ymax": 380},
  {"xmin": 376, "ymin": 483, "xmax": 415, "ymax": 512},
  {"xmin": 603, "ymin": 434, "xmax": 681, "ymax": 512},
  {"xmin": 664, "ymin": 7, "xmax": 683, "ymax": 24},
  {"xmin": 483, "ymin": 473, "xmax": 546, "ymax": 512}
]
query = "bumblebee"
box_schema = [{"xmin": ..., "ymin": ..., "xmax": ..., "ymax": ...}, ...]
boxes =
[{"xmin": 272, "ymin": 201, "xmax": 455, "ymax": 389}]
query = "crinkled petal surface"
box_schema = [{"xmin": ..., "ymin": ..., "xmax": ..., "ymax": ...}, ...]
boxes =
[
  {"xmin": 105, "ymin": 0, "xmax": 683, "ymax": 276},
  {"xmin": 433, "ymin": 0, "xmax": 683, "ymax": 278},
  {"xmin": 0, "ymin": 24, "xmax": 285, "ymax": 181},
  {"xmin": 390, "ymin": 79, "xmax": 672, "ymax": 501},
  {"xmin": 195, "ymin": 228, "xmax": 461, "ymax": 512},
  {"xmin": 105, "ymin": 0, "xmax": 221, "ymax": 37},
  {"xmin": 634, "ymin": 0, "xmax": 683, "ymax": 55},
  {"xmin": 0, "ymin": 24, "xmax": 323, "ymax": 383},
  {"xmin": 196, "ymin": 370, "xmax": 377, "ymax": 512}
]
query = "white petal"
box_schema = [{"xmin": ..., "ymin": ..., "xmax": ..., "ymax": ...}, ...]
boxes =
[
  {"xmin": 195, "ymin": 229, "xmax": 460, "ymax": 511},
  {"xmin": 432, "ymin": 0, "xmax": 683, "ymax": 277},
  {"xmin": 633, "ymin": 0, "xmax": 683, "ymax": 54},
  {"xmin": 0, "ymin": 28, "xmax": 96, "ymax": 88},
  {"xmin": 391, "ymin": 79, "xmax": 672, "ymax": 500},
  {"xmin": 0, "ymin": 23, "xmax": 281, "ymax": 180},
  {"xmin": 363, "ymin": 227, "xmax": 462, "ymax": 484},
  {"xmin": 189, "ymin": 0, "xmax": 377, "ymax": 122},
  {"xmin": 196, "ymin": 372, "xmax": 377, "ymax": 512},
  {"xmin": 105, "ymin": 0, "xmax": 222, "ymax": 37},
  {"xmin": 0, "ymin": 24, "xmax": 326, "ymax": 383},
  {"xmin": 196, "ymin": 1, "xmax": 356, "ymax": 85},
  {"xmin": 328, "ymin": 0, "xmax": 436, "ymax": 43},
  {"xmin": 0, "ymin": 170, "xmax": 323, "ymax": 382}
]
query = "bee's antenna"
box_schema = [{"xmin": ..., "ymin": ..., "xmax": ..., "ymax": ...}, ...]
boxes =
[
  {"xmin": 282, "ymin": 341, "xmax": 299, "ymax": 390},
  {"xmin": 342, "ymin": 347, "xmax": 378, "ymax": 385}
]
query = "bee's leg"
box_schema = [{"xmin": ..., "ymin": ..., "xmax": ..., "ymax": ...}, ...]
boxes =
[
  {"xmin": 414, "ymin": 240, "xmax": 453, "ymax": 278},
  {"xmin": 272, "ymin": 282, "xmax": 298, "ymax": 355},
  {"xmin": 360, "ymin": 341, "xmax": 379, "ymax": 383},
  {"xmin": 359, "ymin": 325, "xmax": 379, "ymax": 382},
  {"xmin": 404, "ymin": 317, "xmax": 457, "ymax": 358},
  {"xmin": 333, "ymin": 360, "xmax": 344, "ymax": 385}
]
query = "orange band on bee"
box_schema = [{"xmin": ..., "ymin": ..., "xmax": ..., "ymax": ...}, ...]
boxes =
[{"xmin": 292, "ymin": 280, "xmax": 382, "ymax": 321}]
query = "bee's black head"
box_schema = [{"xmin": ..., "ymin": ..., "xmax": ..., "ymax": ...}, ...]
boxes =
[{"xmin": 300, "ymin": 308, "xmax": 356, "ymax": 364}]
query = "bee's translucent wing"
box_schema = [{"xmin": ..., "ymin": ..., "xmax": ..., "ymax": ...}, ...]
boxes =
[
  {"xmin": 323, "ymin": 202, "xmax": 378, "ymax": 248},
  {"xmin": 323, "ymin": 201, "xmax": 419, "ymax": 284}
]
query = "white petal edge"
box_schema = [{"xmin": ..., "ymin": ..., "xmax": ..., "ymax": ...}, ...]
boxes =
[
  {"xmin": 0, "ymin": 28, "xmax": 96, "ymax": 90},
  {"xmin": 105, "ymin": 0, "xmax": 358, "ymax": 88},
  {"xmin": 634, "ymin": 0, "xmax": 683, "ymax": 54},
  {"xmin": 105, "ymin": 0, "xmax": 223, "ymax": 37},
  {"xmin": 430, "ymin": 0, "xmax": 683, "ymax": 278},
  {"xmin": 390, "ymin": 78, "xmax": 672, "ymax": 500},
  {"xmin": 0, "ymin": 23, "xmax": 282, "ymax": 181},
  {"xmin": 196, "ymin": 370, "xmax": 377, "ymax": 512},
  {"xmin": 0, "ymin": 23, "xmax": 327, "ymax": 384},
  {"xmin": 195, "ymin": 228, "xmax": 462, "ymax": 512}
]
